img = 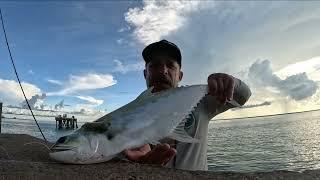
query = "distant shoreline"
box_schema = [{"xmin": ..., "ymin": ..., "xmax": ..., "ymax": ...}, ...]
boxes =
[
  {"xmin": 214, "ymin": 108, "xmax": 320, "ymax": 121},
  {"xmin": 1, "ymin": 116, "xmax": 91, "ymax": 124},
  {"xmin": 3, "ymin": 108, "xmax": 320, "ymax": 122}
]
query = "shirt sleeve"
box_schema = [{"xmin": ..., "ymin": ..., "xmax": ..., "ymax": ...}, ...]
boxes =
[{"xmin": 204, "ymin": 78, "xmax": 252, "ymax": 119}]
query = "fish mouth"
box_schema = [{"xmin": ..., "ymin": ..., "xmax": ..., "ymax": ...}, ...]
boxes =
[
  {"xmin": 50, "ymin": 144, "xmax": 77, "ymax": 152},
  {"xmin": 50, "ymin": 135, "xmax": 81, "ymax": 152}
]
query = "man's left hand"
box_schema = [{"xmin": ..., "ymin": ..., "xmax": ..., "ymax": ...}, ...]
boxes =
[
  {"xmin": 123, "ymin": 143, "xmax": 176, "ymax": 166},
  {"xmin": 207, "ymin": 73, "xmax": 235, "ymax": 105}
]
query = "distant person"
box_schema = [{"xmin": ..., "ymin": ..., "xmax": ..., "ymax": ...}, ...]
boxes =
[{"xmin": 123, "ymin": 40, "xmax": 252, "ymax": 170}]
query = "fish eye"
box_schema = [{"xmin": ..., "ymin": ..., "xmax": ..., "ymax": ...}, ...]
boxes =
[
  {"xmin": 57, "ymin": 136, "xmax": 67, "ymax": 143},
  {"xmin": 107, "ymin": 133, "xmax": 114, "ymax": 140}
]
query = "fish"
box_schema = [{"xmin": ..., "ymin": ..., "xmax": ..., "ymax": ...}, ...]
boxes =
[{"xmin": 49, "ymin": 84, "xmax": 240, "ymax": 164}]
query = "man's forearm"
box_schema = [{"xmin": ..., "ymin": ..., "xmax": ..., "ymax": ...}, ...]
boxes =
[{"xmin": 204, "ymin": 77, "xmax": 251, "ymax": 118}]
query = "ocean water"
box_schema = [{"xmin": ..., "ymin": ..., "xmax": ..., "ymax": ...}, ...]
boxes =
[
  {"xmin": 208, "ymin": 110, "xmax": 320, "ymax": 172},
  {"xmin": 1, "ymin": 110, "xmax": 320, "ymax": 172},
  {"xmin": 1, "ymin": 118, "xmax": 85, "ymax": 142}
]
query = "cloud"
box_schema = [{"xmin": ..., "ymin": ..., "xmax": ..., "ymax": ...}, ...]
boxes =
[
  {"xmin": 72, "ymin": 103, "xmax": 105, "ymax": 115},
  {"xmin": 75, "ymin": 95, "xmax": 104, "ymax": 105},
  {"xmin": 0, "ymin": 79, "xmax": 42, "ymax": 105},
  {"xmin": 47, "ymin": 73, "xmax": 116, "ymax": 96},
  {"xmin": 54, "ymin": 100, "xmax": 66, "ymax": 110},
  {"xmin": 280, "ymin": 73, "xmax": 318, "ymax": 100},
  {"xmin": 231, "ymin": 101, "xmax": 271, "ymax": 111},
  {"xmin": 112, "ymin": 59, "xmax": 144, "ymax": 74},
  {"xmin": 248, "ymin": 59, "xmax": 318, "ymax": 100},
  {"xmin": 275, "ymin": 56, "xmax": 320, "ymax": 81},
  {"xmin": 47, "ymin": 79, "xmax": 63, "ymax": 85},
  {"xmin": 28, "ymin": 70, "xmax": 34, "ymax": 75},
  {"xmin": 125, "ymin": 1, "xmax": 320, "ymax": 85},
  {"xmin": 124, "ymin": 1, "xmax": 206, "ymax": 45},
  {"xmin": 21, "ymin": 93, "xmax": 46, "ymax": 109},
  {"xmin": 248, "ymin": 60, "xmax": 280, "ymax": 86},
  {"xmin": 116, "ymin": 38, "xmax": 125, "ymax": 45},
  {"xmin": 118, "ymin": 25, "xmax": 131, "ymax": 33}
]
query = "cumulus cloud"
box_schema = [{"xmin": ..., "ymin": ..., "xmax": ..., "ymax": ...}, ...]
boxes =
[
  {"xmin": 248, "ymin": 59, "xmax": 318, "ymax": 100},
  {"xmin": 281, "ymin": 73, "xmax": 318, "ymax": 100},
  {"xmin": 21, "ymin": 93, "xmax": 46, "ymax": 109},
  {"xmin": 0, "ymin": 79, "xmax": 42, "ymax": 105},
  {"xmin": 0, "ymin": 76, "xmax": 107, "ymax": 114},
  {"xmin": 112, "ymin": 59, "xmax": 144, "ymax": 74},
  {"xmin": 125, "ymin": 0, "xmax": 207, "ymax": 45},
  {"xmin": 75, "ymin": 95, "xmax": 103, "ymax": 105},
  {"xmin": 72, "ymin": 103, "xmax": 105, "ymax": 115},
  {"xmin": 47, "ymin": 73, "xmax": 116, "ymax": 96},
  {"xmin": 54, "ymin": 100, "xmax": 66, "ymax": 110},
  {"xmin": 125, "ymin": 1, "xmax": 320, "ymax": 85},
  {"xmin": 248, "ymin": 60, "xmax": 280, "ymax": 86}
]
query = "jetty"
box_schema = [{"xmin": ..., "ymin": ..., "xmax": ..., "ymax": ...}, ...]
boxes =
[
  {"xmin": 1, "ymin": 134, "xmax": 320, "ymax": 180},
  {"xmin": 55, "ymin": 114, "xmax": 78, "ymax": 130}
]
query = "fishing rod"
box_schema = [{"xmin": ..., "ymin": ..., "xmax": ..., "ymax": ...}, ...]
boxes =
[{"xmin": 0, "ymin": 8, "xmax": 47, "ymax": 142}]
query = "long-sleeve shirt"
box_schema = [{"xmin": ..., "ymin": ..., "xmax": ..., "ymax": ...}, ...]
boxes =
[{"xmin": 164, "ymin": 78, "xmax": 251, "ymax": 171}]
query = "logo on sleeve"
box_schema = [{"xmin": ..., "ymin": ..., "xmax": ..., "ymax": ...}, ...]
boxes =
[{"xmin": 184, "ymin": 112, "xmax": 196, "ymax": 130}]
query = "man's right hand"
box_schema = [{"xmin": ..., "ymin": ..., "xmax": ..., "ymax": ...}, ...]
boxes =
[{"xmin": 123, "ymin": 143, "xmax": 176, "ymax": 166}]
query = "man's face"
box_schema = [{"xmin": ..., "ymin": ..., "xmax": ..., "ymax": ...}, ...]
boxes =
[{"xmin": 144, "ymin": 53, "xmax": 183, "ymax": 92}]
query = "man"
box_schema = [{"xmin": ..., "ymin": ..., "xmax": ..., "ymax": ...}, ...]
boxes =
[{"xmin": 123, "ymin": 40, "xmax": 251, "ymax": 171}]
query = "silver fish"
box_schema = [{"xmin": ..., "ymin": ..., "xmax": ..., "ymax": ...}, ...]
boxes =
[{"xmin": 50, "ymin": 85, "xmax": 238, "ymax": 164}]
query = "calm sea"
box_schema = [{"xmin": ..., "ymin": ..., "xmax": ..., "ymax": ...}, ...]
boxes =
[{"xmin": 1, "ymin": 110, "xmax": 320, "ymax": 172}]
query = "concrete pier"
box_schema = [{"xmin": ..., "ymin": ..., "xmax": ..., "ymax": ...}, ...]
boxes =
[
  {"xmin": 55, "ymin": 114, "xmax": 78, "ymax": 130},
  {"xmin": 0, "ymin": 134, "xmax": 319, "ymax": 180}
]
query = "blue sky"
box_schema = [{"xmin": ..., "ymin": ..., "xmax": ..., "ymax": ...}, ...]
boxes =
[
  {"xmin": 1, "ymin": 1, "xmax": 320, "ymax": 119},
  {"xmin": 0, "ymin": 1, "xmax": 147, "ymax": 113}
]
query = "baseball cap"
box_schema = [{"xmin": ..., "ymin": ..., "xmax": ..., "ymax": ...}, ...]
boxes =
[{"xmin": 142, "ymin": 39, "xmax": 182, "ymax": 67}]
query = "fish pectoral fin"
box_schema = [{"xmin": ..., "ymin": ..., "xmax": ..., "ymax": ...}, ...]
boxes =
[{"xmin": 168, "ymin": 125, "xmax": 199, "ymax": 143}]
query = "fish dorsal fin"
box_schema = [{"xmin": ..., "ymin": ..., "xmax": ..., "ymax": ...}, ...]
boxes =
[{"xmin": 167, "ymin": 121, "xmax": 199, "ymax": 143}]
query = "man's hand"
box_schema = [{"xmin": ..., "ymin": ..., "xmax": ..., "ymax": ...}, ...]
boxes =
[
  {"xmin": 123, "ymin": 143, "xmax": 176, "ymax": 166},
  {"xmin": 207, "ymin": 73, "xmax": 235, "ymax": 104}
]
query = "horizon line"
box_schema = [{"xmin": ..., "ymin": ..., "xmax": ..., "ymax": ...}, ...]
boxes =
[{"xmin": 213, "ymin": 108, "xmax": 320, "ymax": 121}]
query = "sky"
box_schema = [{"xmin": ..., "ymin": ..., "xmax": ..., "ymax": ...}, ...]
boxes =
[{"xmin": 0, "ymin": 1, "xmax": 320, "ymax": 120}]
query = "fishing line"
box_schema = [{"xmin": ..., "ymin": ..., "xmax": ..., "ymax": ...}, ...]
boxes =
[{"xmin": 0, "ymin": 8, "xmax": 47, "ymax": 142}]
